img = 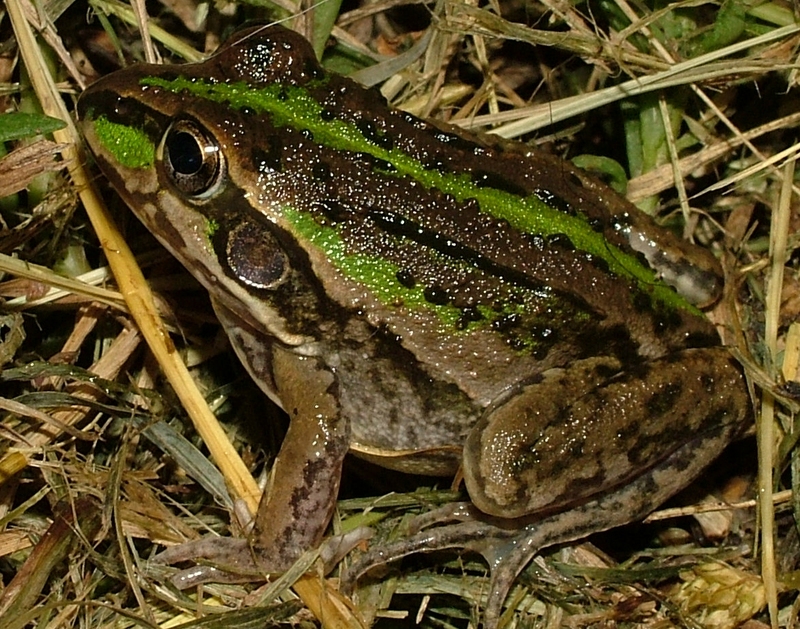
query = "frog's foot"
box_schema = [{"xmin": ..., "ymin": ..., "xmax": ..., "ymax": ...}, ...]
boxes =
[
  {"xmin": 154, "ymin": 527, "xmax": 374, "ymax": 589},
  {"xmin": 153, "ymin": 538, "xmax": 270, "ymax": 588},
  {"xmin": 341, "ymin": 499, "xmax": 645, "ymax": 627},
  {"xmin": 340, "ymin": 508, "xmax": 567, "ymax": 628}
]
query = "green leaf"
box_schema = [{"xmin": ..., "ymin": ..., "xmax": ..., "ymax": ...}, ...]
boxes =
[
  {"xmin": 571, "ymin": 155, "xmax": 629, "ymax": 195},
  {"xmin": 311, "ymin": 0, "xmax": 343, "ymax": 59},
  {"xmin": 0, "ymin": 113, "xmax": 66, "ymax": 143}
]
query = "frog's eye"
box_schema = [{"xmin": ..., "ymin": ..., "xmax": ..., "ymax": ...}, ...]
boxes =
[{"xmin": 162, "ymin": 119, "xmax": 223, "ymax": 196}]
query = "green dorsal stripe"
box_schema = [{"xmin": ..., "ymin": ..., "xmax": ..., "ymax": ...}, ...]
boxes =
[{"xmin": 141, "ymin": 75, "xmax": 696, "ymax": 315}]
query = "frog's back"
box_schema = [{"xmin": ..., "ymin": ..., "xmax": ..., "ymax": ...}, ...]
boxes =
[{"xmin": 77, "ymin": 24, "xmax": 726, "ymax": 472}]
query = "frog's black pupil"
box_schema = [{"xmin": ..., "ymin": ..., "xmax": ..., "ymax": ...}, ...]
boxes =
[
  {"xmin": 168, "ymin": 131, "xmax": 203, "ymax": 175},
  {"xmin": 163, "ymin": 120, "xmax": 222, "ymax": 196}
]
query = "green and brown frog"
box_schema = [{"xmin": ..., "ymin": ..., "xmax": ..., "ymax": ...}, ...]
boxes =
[{"xmin": 77, "ymin": 24, "xmax": 749, "ymax": 625}]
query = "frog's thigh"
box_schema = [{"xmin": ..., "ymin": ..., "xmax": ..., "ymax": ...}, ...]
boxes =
[
  {"xmin": 249, "ymin": 344, "xmax": 350, "ymax": 568},
  {"xmin": 464, "ymin": 348, "xmax": 746, "ymax": 519}
]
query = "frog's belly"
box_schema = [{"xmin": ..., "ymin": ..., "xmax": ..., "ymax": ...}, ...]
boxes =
[{"xmin": 333, "ymin": 345, "xmax": 480, "ymax": 476}]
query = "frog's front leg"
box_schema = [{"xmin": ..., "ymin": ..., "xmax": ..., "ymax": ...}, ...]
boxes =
[
  {"xmin": 155, "ymin": 341, "xmax": 349, "ymax": 585},
  {"xmin": 344, "ymin": 347, "xmax": 748, "ymax": 626},
  {"xmin": 251, "ymin": 343, "xmax": 349, "ymax": 565}
]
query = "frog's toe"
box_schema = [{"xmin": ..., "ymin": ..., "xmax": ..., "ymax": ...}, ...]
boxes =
[
  {"xmin": 153, "ymin": 538, "xmax": 264, "ymax": 588},
  {"xmin": 480, "ymin": 530, "xmax": 550, "ymax": 627},
  {"xmin": 342, "ymin": 517, "xmax": 525, "ymax": 626},
  {"xmin": 154, "ymin": 527, "xmax": 375, "ymax": 590}
]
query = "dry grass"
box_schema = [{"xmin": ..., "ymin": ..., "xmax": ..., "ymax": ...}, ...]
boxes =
[{"xmin": 0, "ymin": 0, "xmax": 798, "ymax": 627}]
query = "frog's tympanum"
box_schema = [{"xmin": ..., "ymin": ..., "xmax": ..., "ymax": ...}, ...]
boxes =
[{"xmin": 78, "ymin": 25, "xmax": 749, "ymax": 625}]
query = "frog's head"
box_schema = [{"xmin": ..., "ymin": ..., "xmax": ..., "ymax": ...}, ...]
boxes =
[{"xmin": 77, "ymin": 26, "xmax": 336, "ymax": 347}]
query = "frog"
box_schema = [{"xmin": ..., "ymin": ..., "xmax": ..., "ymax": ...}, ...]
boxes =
[{"xmin": 76, "ymin": 24, "xmax": 749, "ymax": 625}]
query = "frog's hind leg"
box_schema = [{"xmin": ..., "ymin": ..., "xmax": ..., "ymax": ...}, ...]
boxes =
[
  {"xmin": 342, "ymin": 410, "xmax": 741, "ymax": 627},
  {"xmin": 478, "ymin": 418, "xmax": 741, "ymax": 626},
  {"xmin": 343, "ymin": 348, "xmax": 748, "ymax": 626},
  {"xmin": 462, "ymin": 348, "xmax": 747, "ymax": 520}
]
